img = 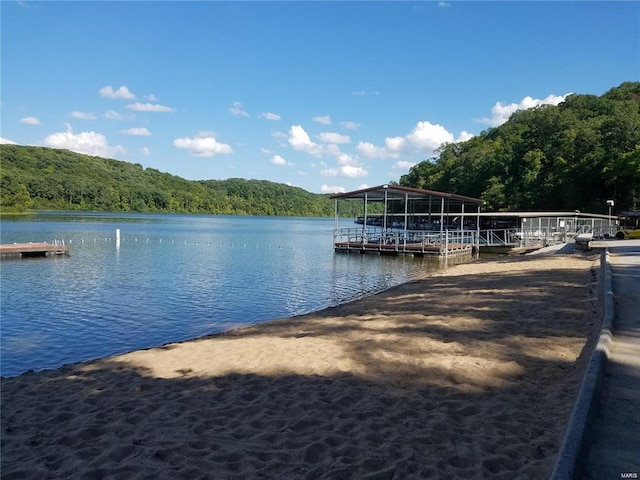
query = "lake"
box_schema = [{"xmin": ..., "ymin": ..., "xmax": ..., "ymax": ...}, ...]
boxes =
[{"xmin": 1, "ymin": 213, "xmax": 461, "ymax": 377}]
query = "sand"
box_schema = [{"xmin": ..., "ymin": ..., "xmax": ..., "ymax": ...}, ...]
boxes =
[{"xmin": 1, "ymin": 252, "xmax": 602, "ymax": 479}]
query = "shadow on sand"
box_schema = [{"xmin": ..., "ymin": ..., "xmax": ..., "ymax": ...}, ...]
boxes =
[{"xmin": 1, "ymin": 253, "xmax": 603, "ymax": 480}]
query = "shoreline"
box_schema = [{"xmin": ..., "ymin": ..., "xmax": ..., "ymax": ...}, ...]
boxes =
[
  {"xmin": 0, "ymin": 250, "xmax": 470, "ymax": 380},
  {"xmin": 1, "ymin": 251, "xmax": 602, "ymax": 479}
]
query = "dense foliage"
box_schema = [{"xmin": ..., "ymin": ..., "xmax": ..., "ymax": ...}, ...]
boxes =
[
  {"xmin": 0, "ymin": 145, "xmax": 361, "ymax": 216},
  {"xmin": 3, "ymin": 82, "xmax": 639, "ymax": 216},
  {"xmin": 400, "ymin": 82, "xmax": 640, "ymax": 213}
]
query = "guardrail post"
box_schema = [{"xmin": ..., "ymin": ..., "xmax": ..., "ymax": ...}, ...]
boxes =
[{"xmin": 445, "ymin": 229, "xmax": 449, "ymax": 255}]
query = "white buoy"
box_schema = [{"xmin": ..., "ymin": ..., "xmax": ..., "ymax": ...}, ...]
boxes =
[{"xmin": 116, "ymin": 229, "xmax": 121, "ymax": 249}]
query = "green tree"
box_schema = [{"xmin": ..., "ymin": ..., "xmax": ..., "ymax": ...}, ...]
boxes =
[
  {"xmin": 0, "ymin": 144, "xmax": 339, "ymax": 216},
  {"xmin": 400, "ymin": 82, "xmax": 640, "ymax": 213}
]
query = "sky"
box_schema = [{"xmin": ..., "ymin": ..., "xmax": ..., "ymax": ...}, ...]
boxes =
[{"xmin": 2, "ymin": 1, "xmax": 638, "ymax": 194}]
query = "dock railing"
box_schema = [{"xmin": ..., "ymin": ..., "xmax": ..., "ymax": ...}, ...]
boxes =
[
  {"xmin": 479, "ymin": 229, "xmax": 522, "ymax": 247},
  {"xmin": 333, "ymin": 227, "xmax": 477, "ymax": 255},
  {"xmin": 578, "ymin": 225, "xmax": 618, "ymax": 239},
  {"xmin": 481, "ymin": 225, "xmax": 604, "ymax": 247},
  {"xmin": 480, "ymin": 226, "xmax": 570, "ymax": 247},
  {"xmin": 336, "ymin": 223, "xmax": 617, "ymax": 254}
]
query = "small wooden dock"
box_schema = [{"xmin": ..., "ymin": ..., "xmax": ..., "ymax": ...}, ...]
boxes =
[{"xmin": 0, "ymin": 242, "xmax": 70, "ymax": 258}]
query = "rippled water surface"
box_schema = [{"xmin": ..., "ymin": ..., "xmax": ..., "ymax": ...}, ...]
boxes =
[{"xmin": 1, "ymin": 213, "xmax": 456, "ymax": 377}]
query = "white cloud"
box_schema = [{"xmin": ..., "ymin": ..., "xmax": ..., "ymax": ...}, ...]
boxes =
[
  {"xmin": 394, "ymin": 160, "xmax": 416, "ymax": 170},
  {"xmin": 70, "ymin": 111, "xmax": 96, "ymax": 120},
  {"xmin": 288, "ymin": 125, "xmax": 323, "ymax": 157},
  {"xmin": 126, "ymin": 102, "xmax": 175, "ymax": 112},
  {"xmin": 141, "ymin": 147, "xmax": 150, "ymax": 156},
  {"xmin": 321, "ymin": 165, "xmax": 368, "ymax": 178},
  {"xmin": 20, "ymin": 116, "xmax": 40, "ymax": 125},
  {"xmin": 357, "ymin": 120, "xmax": 468, "ymax": 160},
  {"xmin": 340, "ymin": 121, "xmax": 360, "ymax": 130},
  {"xmin": 288, "ymin": 125, "xmax": 363, "ymax": 177},
  {"xmin": 336, "ymin": 152, "xmax": 358, "ymax": 167},
  {"xmin": 318, "ymin": 132, "xmax": 350, "ymax": 144},
  {"xmin": 100, "ymin": 85, "xmax": 135, "ymax": 100},
  {"xmin": 270, "ymin": 154, "xmax": 294, "ymax": 167},
  {"xmin": 320, "ymin": 145, "xmax": 359, "ymax": 169},
  {"xmin": 43, "ymin": 124, "xmax": 125, "ymax": 158},
  {"xmin": 385, "ymin": 136, "xmax": 407, "ymax": 154},
  {"xmin": 230, "ymin": 101, "xmax": 249, "ymax": 117},
  {"xmin": 356, "ymin": 141, "xmax": 390, "ymax": 159},
  {"xmin": 272, "ymin": 131, "xmax": 287, "ymax": 139},
  {"xmin": 312, "ymin": 115, "xmax": 332, "ymax": 125},
  {"xmin": 173, "ymin": 132, "xmax": 233, "ymax": 157},
  {"xmin": 259, "ymin": 112, "xmax": 281, "ymax": 121},
  {"xmin": 120, "ymin": 127, "xmax": 151, "ymax": 136},
  {"xmin": 321, "ymin": 184, "xmax": 346, "ymax": 193},
  {"xmin": 105, "ymin": 110, "xmax": 126, "ymax": 120},
  {"xmin": 144, "ymin": 94, "xmax": 157, "ymax": 102},
  {"xmin": 350, "ymin": 90, "xmax": 380, "ymax": 96},
  {"xmin": 356, "ymin": 137, "xmax": 406, "ymax": 159},
  {"xmin": 325, "ymin": 144, "xmax": 341, "ymax": 159},
  {"xmin": 478, "ymin": 93, "xmax": 569, "ymax": 127},
  {"xmin": 456, "ymin": 131, "xmax": 475, "ymax": 143},
  {"xmin": 406, "ymin": 121, "xmax": 455, "ymax": 151},
  {"xmin": 0, "ymin": 137, "xmax": 17, "ymax": 144}
]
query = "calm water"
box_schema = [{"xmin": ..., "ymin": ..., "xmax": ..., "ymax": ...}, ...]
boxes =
[{"xmin": 1, "ymin": 213, "xmax": 458, "ymax": 377}]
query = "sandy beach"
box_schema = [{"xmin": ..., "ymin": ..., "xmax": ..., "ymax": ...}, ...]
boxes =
[{"xmin": 1, "ymin": 252, "xmax": 602, "ymax": 479}]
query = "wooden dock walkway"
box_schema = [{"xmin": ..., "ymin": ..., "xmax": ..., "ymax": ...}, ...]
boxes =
[
  {"xmin": 334, "ymin": 241, "xmax": 471, "ymax": 256},
  {"xmin": 333, "ymin": 227, "xmax": 476, "ymax": 256},
  {"xmin": 0, "ymin": 242, "xmax": 70, "ymax": 258}
]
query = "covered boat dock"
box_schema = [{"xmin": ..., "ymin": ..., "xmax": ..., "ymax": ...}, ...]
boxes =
[{"xmin": 330, "ymin": 185, "xmax": 483, "ymax": 256}]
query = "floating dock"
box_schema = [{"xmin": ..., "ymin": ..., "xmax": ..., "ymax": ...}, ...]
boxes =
[
  {"xmin": 0, "ymin": 242, "xmax": 70, "ymax": 258},
  {"xmin": 330, "ymin": 185, "xmax": 483, "ymax": 257},
  {"xmin": 333, "ymin": 234, "xmax": 473, "ymax": 256}
]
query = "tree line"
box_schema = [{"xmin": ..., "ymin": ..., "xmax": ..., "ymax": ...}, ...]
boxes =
[
  {"xmin": 0, "ymin": 144, "xmax": 371, "ymax": 217},
  {"xmin": 2, "ymin": 82, "xmax": 639, "ymax": 217},
  {"xmin": 400, "ymin": 82, "xmax": 640, "ymax": 214}
]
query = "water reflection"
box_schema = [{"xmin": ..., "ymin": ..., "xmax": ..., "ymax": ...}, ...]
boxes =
[{"xmin": 1, "ymin": 214, "xmax": 473, "ymax": 376}]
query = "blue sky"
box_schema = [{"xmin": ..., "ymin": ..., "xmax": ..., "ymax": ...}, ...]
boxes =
[{"xmin": 2, "ymin": 1, "xmax": 638, "ymax": 194}]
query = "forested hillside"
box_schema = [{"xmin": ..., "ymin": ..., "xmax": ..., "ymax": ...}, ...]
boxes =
[
  {"xmin": 400, "ymin": 82, "xmax": 640, "ymax": 213},
  {"xmin": 0, "ymin": 145, "xmax": 357, "ymax": 216},
  {"xmin": 3, "ymin": 82, "xmax": 639, "ymax": 216}
]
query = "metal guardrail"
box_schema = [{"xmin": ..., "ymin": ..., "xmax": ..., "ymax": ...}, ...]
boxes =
[
  {"xmin": 335, "ymin": 224, "xmax": 617, "ymax": 252},
  {"xmin": 480, "ymin": 227, "xmax": 592, "ymax": 247},
  {"xmin": 336, "ymin": 220, "xmax": 627, "ymax": 255},
  {"xmin": 333, "ymin": 227, "xmax": 477, "ymax": 254}
]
